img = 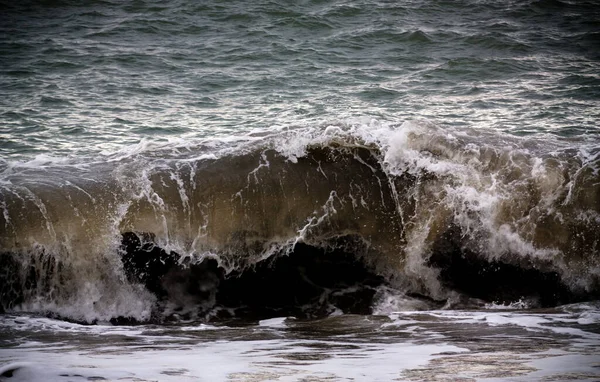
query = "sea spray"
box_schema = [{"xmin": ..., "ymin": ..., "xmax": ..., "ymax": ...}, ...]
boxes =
[{"xmin": 1, "ymin": 120, "xmax": 599, "ymax": 322}]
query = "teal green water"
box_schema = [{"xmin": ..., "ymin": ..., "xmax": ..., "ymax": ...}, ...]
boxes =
[
  {"xmin": 1, "ymin": 0, "xmax": 599, "ymax": 159},
  {"xmin": 1, "ymin": 4, "xmax": 600, "ymax": 380}
]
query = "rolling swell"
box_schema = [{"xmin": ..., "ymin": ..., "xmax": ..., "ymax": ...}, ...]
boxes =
[{"xmin": 0, "ymin": 122, "xmax": 599, "ymax": 323}]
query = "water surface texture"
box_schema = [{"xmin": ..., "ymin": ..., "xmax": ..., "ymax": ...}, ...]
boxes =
[
  {"xmin": 1, "ymin": 0, "xmax": 600, "ymax": 381},
  {"xmin": 2, "ymin": 0, "xmax": 599, "ymax": 158}
]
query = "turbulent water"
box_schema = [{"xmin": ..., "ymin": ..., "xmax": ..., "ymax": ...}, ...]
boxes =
[{"xmin": 1, "ymin": 0, "xmax": 600, "ymax": 380}]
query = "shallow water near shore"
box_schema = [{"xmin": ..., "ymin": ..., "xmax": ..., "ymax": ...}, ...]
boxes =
[{"xmin": 1, "ymin": 303, "xmax": 600, "ymax": 381}]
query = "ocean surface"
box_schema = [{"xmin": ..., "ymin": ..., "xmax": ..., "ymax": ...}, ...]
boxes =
[{"xmin": 1, "ymin": 0, "xmax": 600, "ymax": 380}]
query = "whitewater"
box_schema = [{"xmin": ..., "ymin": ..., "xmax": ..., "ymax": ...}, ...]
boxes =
[{"xmin": 1, "ymin": 0, "xmax": 599, "ymax": 380}]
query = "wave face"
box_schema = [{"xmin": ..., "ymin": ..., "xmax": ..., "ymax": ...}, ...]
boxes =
[{"xmin": 1, "ymin": 121, "xmax": 599, "ymax": 323}]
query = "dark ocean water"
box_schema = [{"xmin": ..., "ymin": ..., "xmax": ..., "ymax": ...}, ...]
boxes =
[
  {"xmin": 1, "ymin": 0, "xmax": 599, "ymax": 159},
  {"xmin": 1, "ymin": 1, "xmax": 600, "ymax": 381}
]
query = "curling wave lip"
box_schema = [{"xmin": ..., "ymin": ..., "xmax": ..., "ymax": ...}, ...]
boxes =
[{"xmin": 0, "ymin": 120, "xmax": 599, "ymax": 323}]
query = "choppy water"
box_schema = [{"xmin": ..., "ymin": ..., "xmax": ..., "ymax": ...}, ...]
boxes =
[
  {"xmin": 1, "ymin": 0, "xmax": 599, "ymax": 159},
  {"xmin": 1, "ymin": 304, "xmax": 600, "ymax": 381},
  {"xmin": 1, "ymin": 0, "xmax": 600, "ymax": 380}
]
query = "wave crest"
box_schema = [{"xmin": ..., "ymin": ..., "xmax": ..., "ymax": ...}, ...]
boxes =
[{"xmin": 1, "ymin": 120, "xmax": 599, "ymax": 322}]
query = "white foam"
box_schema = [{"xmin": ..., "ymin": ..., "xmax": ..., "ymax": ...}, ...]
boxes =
[
  {"xmin": 484, "ymin": 299, "xmax": 532, "ymax": 310},
  {"xmin": 258, "ymin": 316, "xmax": 289, "ymax": 328},
  {"xmin": 0, "ymin": 337, "xmax": 467, "ymax": 382},
  {"xmin": 371, "ymin": 286, "xmax": 440, "ymax": 314},
  {"xmin": 2, "ymin": 118, "xmax": 599, "ymax": 322},
  {"xmin": 2, "ymin": 304, "xmax": 599, "ymax": 382}
]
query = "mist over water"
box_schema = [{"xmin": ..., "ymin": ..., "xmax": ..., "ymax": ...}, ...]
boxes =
[{"xmin": 1, "ymin": 0, "xmax": 600, "ymax": 380}]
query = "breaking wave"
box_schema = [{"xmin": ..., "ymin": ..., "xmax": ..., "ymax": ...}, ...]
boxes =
[{"xmin": 1, "ymin": 120, "xmax": 599, "ymax": 323}]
